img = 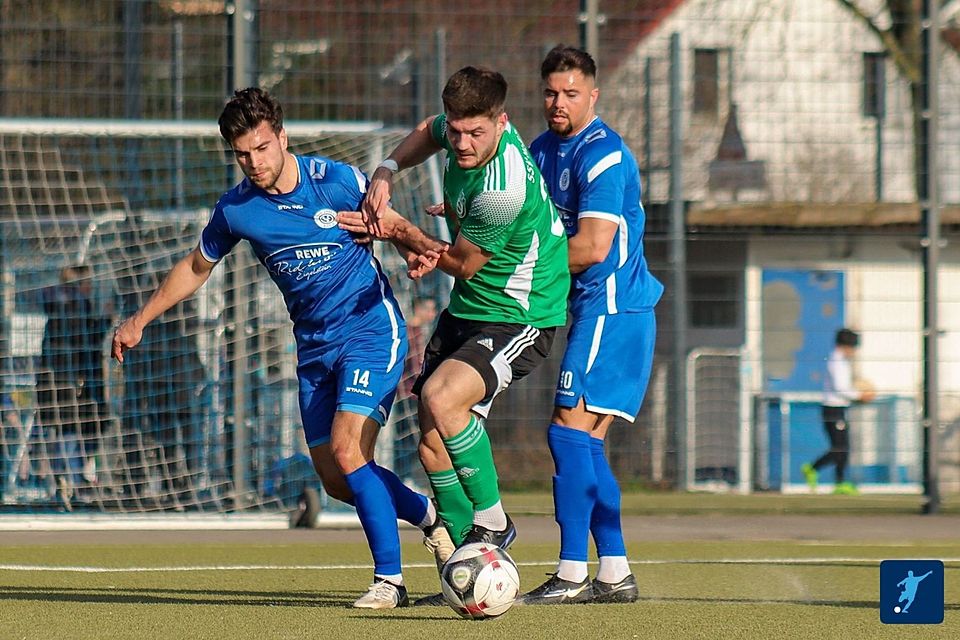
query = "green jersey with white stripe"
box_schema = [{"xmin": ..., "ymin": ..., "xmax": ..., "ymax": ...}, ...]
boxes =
[{"xmin": 430, "ymin": 114, "xmax": 569, "ymax": 327}]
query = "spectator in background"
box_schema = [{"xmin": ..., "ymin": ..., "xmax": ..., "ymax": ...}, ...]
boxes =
[
  {"xmin": 73, "ymin": 265, "xmax": 114, "ymax": 496},
  {"xmin": 72, "ymin": 266, "xmax": 113, "ymax": 420},
  {"xmin": 37, "ymin": 264, "xmax": 112, "ymax": 505},
  {"xmin": 802, "ymin": 328, "xmax": 875, "ymax": 496},
  {"xmin": 0, "ymin": 392, "xmax": 24, "ymax": 502}
]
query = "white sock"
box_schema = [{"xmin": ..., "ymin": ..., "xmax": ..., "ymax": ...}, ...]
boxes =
[
  {"xmin": 375, "ymin": 573, "xmax": 403, "ymax": 586},
  {"xmin": 596, "ymin": 556, "xmax": 630, "ymax": 584},
  {"xmin": 419, "ymin": 499, "xmax": 437, "ymax": 529},
  {"xmin": 473, "ymin": 499, "xmax": 507, "ymax": 531},
  {"xmin": 556, "ymin": 559, "xmax": 589, "ymax": 583}
]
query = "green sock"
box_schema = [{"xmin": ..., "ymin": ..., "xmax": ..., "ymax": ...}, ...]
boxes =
[
  {"xmin": 426, "ymin": 469, "xmax": 472, "ymax": 545},
  {"xmin": 443, "ymin": 415, "xmax": 501, "ymax": 512}
]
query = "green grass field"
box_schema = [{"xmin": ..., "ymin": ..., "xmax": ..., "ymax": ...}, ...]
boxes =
[{"xmin": 1, "ymin": 493, "xmax": 957, "ymax": 639}]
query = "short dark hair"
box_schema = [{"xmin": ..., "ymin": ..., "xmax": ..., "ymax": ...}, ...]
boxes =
[
  {"xmin": 218, "ymin": 87, "xmax": 284, "ymax": 144},
  {"xmin": 836, "ymin": 328, "xmax": 860, "ymax": 347},
  {"xmin": 441, "ymin": 66, "xmax": 507, "ymax": 120},
  {"xmin": 540, "ymin": 45, "xmax": 597, "ymax": 80}
]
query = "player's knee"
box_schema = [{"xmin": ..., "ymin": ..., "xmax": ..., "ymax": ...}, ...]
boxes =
[
  {"xmin": 419, "ymin": 377, "xmax": 456, "ymax": 417},
  {"xmin": 329, "ymin": 441, "xmax": 364, "ymax": 475}
]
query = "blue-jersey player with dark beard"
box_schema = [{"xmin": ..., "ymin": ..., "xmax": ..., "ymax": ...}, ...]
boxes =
[
  {"xmin": 520, "ymin": 46, "xmax": 663, "ymax": 606},
  {"xmin": 111, "ymin": 88, "xmax": 453, "ymax": 609}
]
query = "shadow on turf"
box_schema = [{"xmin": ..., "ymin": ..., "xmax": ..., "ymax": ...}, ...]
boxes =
[
  {"xmin": 8, "ymin": 585, "xmax": 955, "ymax": 616},
  {"xmin": 0, "ymin": 585, "xmax": 385, "ymax": 608}
]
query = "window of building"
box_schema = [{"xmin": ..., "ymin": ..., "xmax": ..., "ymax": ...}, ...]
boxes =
[
  {"xmin": 689, "ymin": 272, "xmax": 739, "ymax": 328},
  {"xmin": 863, "ymin": 52, "xmax": 886, "ymax": 118},
  {"xmin": 693, "ymin": 48, "xmax": 719, "ymax": 115}
]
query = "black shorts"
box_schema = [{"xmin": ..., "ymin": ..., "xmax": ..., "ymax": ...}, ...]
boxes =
[
  {"xmin": 820, "ymin": 405, "xmax": 847, "ymax": 429},
  {"xmin": 822, "ymin": 405, "xmax": 847, "ymax": 429},
  {"xmin": 411, "ymin": 310, "xmax": 556, "ymax": 418}
]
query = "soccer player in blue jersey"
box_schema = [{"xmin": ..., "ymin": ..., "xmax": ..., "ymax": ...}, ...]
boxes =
[
  {"xmin": 111, "ymin": 88, "xmax": 453, "ymax": 609},
  {"xmin": 518, "ymin": 46, "xmax": 664, "ymax": 605}
]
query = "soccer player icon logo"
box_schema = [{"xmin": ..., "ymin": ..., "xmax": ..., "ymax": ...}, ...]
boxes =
[
  {"xmin": 879, "ymin": 560, "xmax": 943, "ymax": 624},
  {"xmin": 894, "ymin": 570, "xmax": 932, "ymax": 614}
]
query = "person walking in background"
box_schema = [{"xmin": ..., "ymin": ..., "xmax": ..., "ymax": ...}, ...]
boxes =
[
  {"xmin": 517, "ymin": 46, "xmax": 663, "ymax": 606},
  {"xmin": 112, "ymin": 88, "xmax": 451, "ymax": 609},
  {"xmin": 37, "ymin": 265, "xmax": 87, "ymax": 499},
  {"xmin": 802, "ymin": 328, "xmax": 875, "ymax": 496}
]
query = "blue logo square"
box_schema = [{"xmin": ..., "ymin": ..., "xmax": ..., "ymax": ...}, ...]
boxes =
[{"xmin": 880, "ymin": 560, "xmax": 944, "ymax": 624}]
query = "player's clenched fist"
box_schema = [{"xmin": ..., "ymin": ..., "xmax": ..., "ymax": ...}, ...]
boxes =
[{"xmin": 111, "ymin": 318, "xmax": 143, "ymax": 363}]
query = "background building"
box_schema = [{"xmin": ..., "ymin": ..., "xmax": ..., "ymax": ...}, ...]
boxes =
[{"xmin": 0, "ymin": 1, "xmax": 957, "ymax": 514}]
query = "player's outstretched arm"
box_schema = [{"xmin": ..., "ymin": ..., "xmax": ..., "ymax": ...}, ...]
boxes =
[
  {"xmin": 339, "ymin": 207, "xmax": 448, "ymax": 253},
  {"xmin": 362, "ymin": 116, "xmax": 442, "ymax": 233},
  {"xmin": 111, "ymin": 247, "xmax": 216, "ymax": 363},
  {"xmin": 359, "ymin": 205, "xmax": 490, "ymax": 280},
  {"xmin": 338, "ymin": 208, "xmax": 450, "ymax": 279}
]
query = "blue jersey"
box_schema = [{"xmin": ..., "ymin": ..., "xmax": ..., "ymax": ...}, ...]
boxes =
[
  {"xmin": 530, "ymin": 117, "xmax": 663, "ymax": 318},
  {"xmin": 200, "ymin": 155, "xmax": 404, "ymax": 365}
]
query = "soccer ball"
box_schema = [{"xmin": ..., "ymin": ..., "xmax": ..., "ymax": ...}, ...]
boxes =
[{"xmin": 440, "ymin": 542, "xmax": 521, "ymax": 619}]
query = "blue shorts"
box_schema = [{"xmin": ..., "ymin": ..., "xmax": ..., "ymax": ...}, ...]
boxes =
[
  {"xmin": 555, "ymin": 311, "xmax": 656, "ymax": 422},
  {"xmin": 298, "ymin": 329, "xmax": 407, "ymax": 448}
]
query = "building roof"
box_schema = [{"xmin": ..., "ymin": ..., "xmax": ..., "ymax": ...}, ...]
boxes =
[{"xmin": 257, "ymin": 0, "xmax": 683, "ymax": 136}]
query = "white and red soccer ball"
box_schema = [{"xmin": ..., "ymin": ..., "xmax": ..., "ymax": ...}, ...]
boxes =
[{"xmin": 440, "ymin": 542, "xmax": 521, "ymax": 619}]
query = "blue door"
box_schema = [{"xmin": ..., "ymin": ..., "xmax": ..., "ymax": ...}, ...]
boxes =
[{"xmin": 761, "ymin": 269, "xmax": 844, "ymax": 392}]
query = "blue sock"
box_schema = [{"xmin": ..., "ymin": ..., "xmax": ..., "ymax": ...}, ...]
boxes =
[
  {"xmin": 548, "ymin": 424, "xmax": 596, "ymax": 563},
  {"xmin": 344, "ymin": 462, "xmax": 401, "ymax": 575},
  {"xmin": 589, "ymin": 437, "xmax": 626, "ymax": 557},
  {"xmin": 373, "ymin": 463, "xmax": 429, "ymax": 526}
]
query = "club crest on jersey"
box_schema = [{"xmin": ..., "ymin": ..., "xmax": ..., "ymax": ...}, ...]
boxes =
[
  {"xmin": 313, "ymin": 209, "xmax": 337, "ymax": 229},
  {"xmin": 456, "ymin": 192, "xmax": 467, "ymax": 219},
  {"xmin": 559, "ymin": 168, "xmax": 571, "ymax": 191}
]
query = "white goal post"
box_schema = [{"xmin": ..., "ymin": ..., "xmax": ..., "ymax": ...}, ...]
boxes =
[{"xmin": 0, "ymin": 118, "xmax": 444, "ymax": 525}]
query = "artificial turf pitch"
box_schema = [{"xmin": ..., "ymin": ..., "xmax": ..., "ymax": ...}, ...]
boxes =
[{"xmin": 1, "ymin": 493, "xmax": 958, "ymax": 639}]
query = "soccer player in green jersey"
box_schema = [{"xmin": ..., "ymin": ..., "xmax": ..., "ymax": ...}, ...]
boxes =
[{"xmin": 339, "ymin": 67, "xmax": 569, "ymax": 569}]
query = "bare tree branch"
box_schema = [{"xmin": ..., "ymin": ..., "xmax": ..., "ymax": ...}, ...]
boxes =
[{"xmin": 835, "ymin": 0, "xmax": 921, "ymax": 82}]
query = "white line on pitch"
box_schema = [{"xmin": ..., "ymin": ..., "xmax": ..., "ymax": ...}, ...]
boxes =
[{"xmin": 3, "ymin": 558, "xmax": 957, "ymax": 573}]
